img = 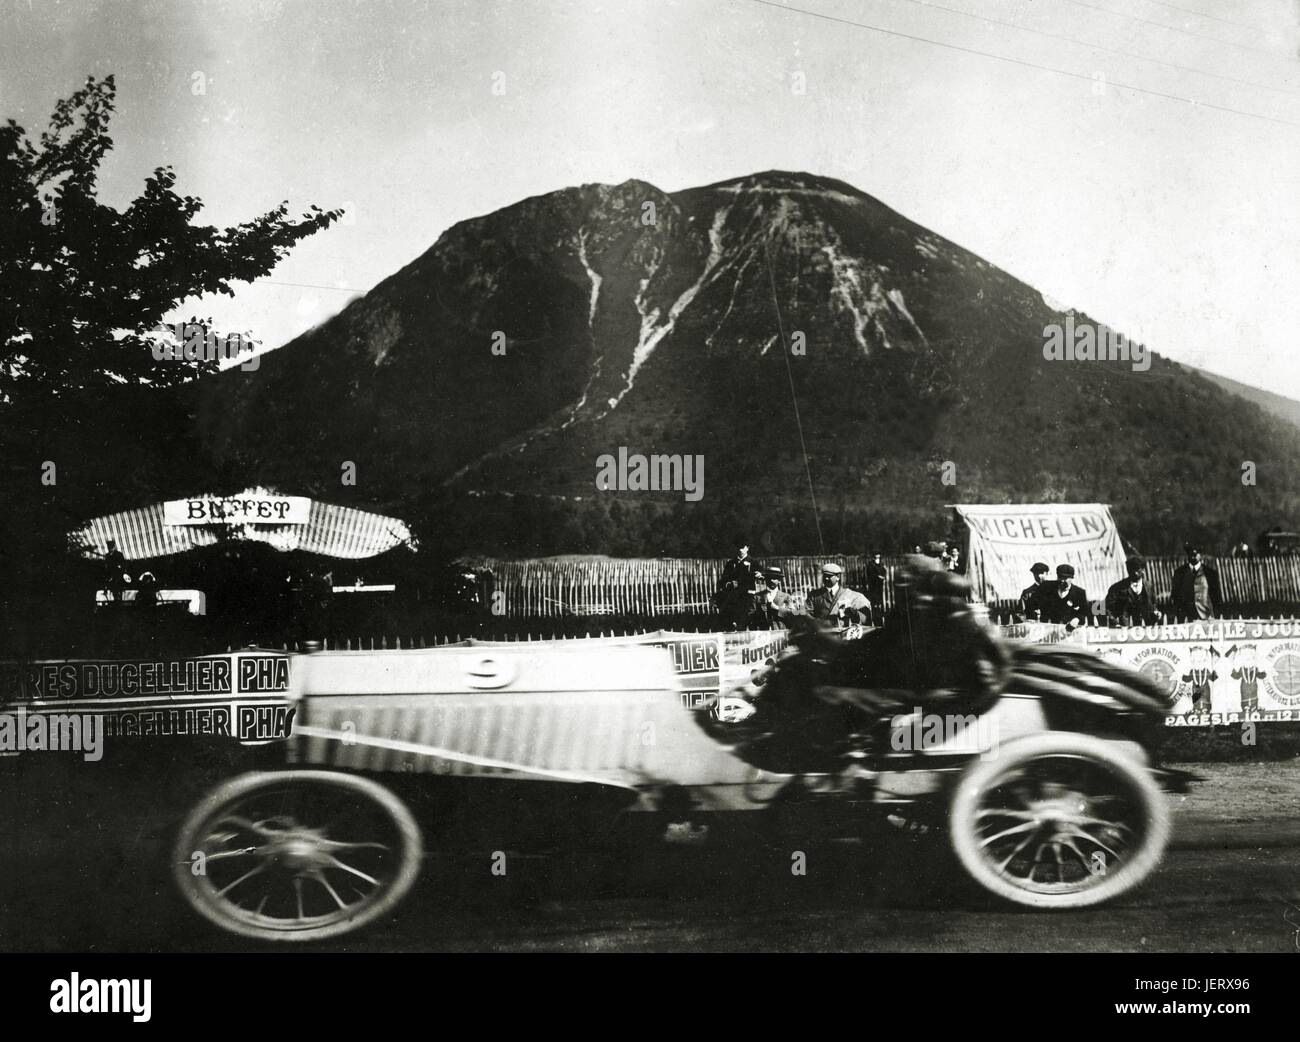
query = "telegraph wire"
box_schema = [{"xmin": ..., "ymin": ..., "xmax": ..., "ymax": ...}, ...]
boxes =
[
  {"xmin": 1058, "ymin": 0, "xmax": 1300, "ymax": 65},
  {"xmin": 741, "ymin": 0, "xmax": 1300, "ymax": 129},
  {"xmin": 1142, "ymin": 0, "xmax": 1280, "ymax": 35},
  {"xmin": 896, "ymin": 0, "xmax": 1300, "ymax": 99},
  {"xmin": 261, "ymin": 280, "xmax": 367, "ymax": 293},
  {"xmin": 763, "ymin": 233, "xmax": 826, "ymax": 555}
]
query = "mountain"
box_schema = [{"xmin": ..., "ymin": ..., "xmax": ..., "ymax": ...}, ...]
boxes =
[
  {"xmin": 185, "ymin": 171, "xmax": 1300, "ymax": 557},
  {"xmin": 1194, "ymin": 369, "xmax": 1300, "ymax": 431}
]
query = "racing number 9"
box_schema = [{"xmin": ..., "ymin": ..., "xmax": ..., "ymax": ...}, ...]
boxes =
[{"xmin": 463, "ymin": 655, "xmax": 517, "ymax": 690}]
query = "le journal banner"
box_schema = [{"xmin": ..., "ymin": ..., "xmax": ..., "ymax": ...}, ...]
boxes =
[
  {"xmin": 1087, "ymin": 620, "xmax": 1300, "ymax": 725},
  {"xmin": 954, "ymin": 503, "xmax": 1128, "ymax": 604}
]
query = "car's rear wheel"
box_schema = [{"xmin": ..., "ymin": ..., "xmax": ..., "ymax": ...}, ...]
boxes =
[
  {"xmin": 948, "ymin": 732, "xmax": 1170, "ymax": 909},
  {"xmin": 172, "ymin": 770, "xmax": 422, "ymax": 942}
]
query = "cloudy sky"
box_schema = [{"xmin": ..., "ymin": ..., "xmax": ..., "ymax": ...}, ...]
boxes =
[{"xmin": 2, "ymin": 0, "xmax": 1298, "ymax": 394}]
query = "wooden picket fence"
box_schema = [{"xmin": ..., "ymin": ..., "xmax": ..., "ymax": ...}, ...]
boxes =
[
  {"xmin": 467, "ymin": 555, "xmax": 878, "ymax": 620},
  {"xmin": 464, "ymin": 554, "xmax": 1300, "ymax": 622}
]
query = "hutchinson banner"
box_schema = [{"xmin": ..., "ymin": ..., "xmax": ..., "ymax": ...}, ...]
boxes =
[
  {"xmin": 1088, "ymin": 619, "xmax": 1300, "ymax": 725},
  {"xmin": 652, "ymin": 630, "xmax": 791, "ymax": 707},
  {"xmin": 954, "ymin": 503, "xmax": 1127, "ymax": 604}
]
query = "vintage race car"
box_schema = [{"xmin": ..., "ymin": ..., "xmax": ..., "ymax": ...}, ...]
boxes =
[{"xmin": 148, "ymin": 634, "xmax": 1188, "ymax": 942}]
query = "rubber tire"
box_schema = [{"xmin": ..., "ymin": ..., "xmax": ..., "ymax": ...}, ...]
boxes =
[
  {"xmin": 947, "ymin": 732, "xmax": 1170, "ymax": 910},
  {"xmin": 172, "ymin": 770, "xmax": 423, "ymax": 943}
]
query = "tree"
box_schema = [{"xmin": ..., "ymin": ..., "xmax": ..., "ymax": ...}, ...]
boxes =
[
  {"xmin": 0, "ymin": 75, "xmax": 342, "ymax": 412},
  {"xmin": 0, "ymin": 75, "xmax": 343, "ymax": 650}
]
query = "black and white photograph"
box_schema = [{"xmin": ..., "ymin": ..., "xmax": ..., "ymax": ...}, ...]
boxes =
[{"xmin": 1, "ymin": 0, "xmax": 1298, "ymax": 1000}]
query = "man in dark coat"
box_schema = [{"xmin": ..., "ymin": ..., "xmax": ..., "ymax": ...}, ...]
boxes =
[
  {"xmin": 1028, "ymin": 564, "xmax": 1089, "ymax": 630},
  {"xmin": 102, "ymin": 539, "xmax": 126, "ymax": 603},
  {"xmin": 715, "ymin": 540, "xmax": 763, "ymax": 630},
  {"xmin": 1171, "ymin": 544, "xmax": 1221, "ymax": 622},
  {"xmin": 1017, "ymin": 562, "xmax": 1050, "ymax": 622},
  {"xmin": 864, "ymin": 552, "xmax": 888, "ymax": 624},
  {"xmin": 1105, "ymin": 555, "xmax": 1163, "ymax": 626}
]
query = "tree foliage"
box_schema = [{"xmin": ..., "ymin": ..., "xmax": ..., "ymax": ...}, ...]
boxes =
[{"xmin": 0, "ymin": 75, "xmax": 342, "ymax": 409}]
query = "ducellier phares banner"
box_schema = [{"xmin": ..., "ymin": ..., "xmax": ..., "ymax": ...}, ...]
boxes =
[
  {"xmin": 0, "ymin": 652, "xmax": 296, "ymax": 743},
  {"xmin": 1088, "ymin": 620, "xmax": 1300, "ymax": 725},
  {"xmin": 954, "ymin": 503, "xmax": 1127, "ymax": 604}
]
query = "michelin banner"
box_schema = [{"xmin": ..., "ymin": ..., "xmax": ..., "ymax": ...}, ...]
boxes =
[{"xmin": 954, "ymin": 502, "xmax": 1127, "ymax": 605}]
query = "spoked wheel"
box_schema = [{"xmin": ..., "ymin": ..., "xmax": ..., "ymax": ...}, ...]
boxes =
[
  {"xmin": 948, "ymin": 732, "xmax": 1170, "ymax": 909},
  {"xmin": 173, "ymin": 771, "xmax": 423, "ymax": 942}
]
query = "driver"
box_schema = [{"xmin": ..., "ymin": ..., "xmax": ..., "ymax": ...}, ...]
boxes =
[{"xmin": 807, "ymin": 556, "xmax": 1010, "ymax": 718}]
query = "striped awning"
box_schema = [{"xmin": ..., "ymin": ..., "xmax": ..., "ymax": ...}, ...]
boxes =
[{"xmin": 71, "ymin": 491, "xmax": 414, "ymax": 561}]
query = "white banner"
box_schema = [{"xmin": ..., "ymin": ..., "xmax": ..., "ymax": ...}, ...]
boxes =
[
  {"xmin": 954, "ymin": 502, "xmax": 1127, "ymax": 604},
  {"xmin": 1088, "ymin": 620, "xmax": 1300, "ymax": 724},
  {"xmin": 163, "ymin": 494, "xmax": 311, "ymax": 526}
]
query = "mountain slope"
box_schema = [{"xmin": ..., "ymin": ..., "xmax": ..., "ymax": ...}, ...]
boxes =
[
  {"xmin": 187, "ymin": 171, "xmax": 1300, "ymax": 556},
  {"xmin": 1195, "ymin": 368, "xmax": 1300, "ymax": 430}
]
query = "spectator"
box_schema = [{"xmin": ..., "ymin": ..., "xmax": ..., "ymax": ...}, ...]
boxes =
[
  {"xmin": 1016, "ymin": 562, "xmax": 1050, "ymax": 622},
  {"xmin": 760, "ymin": 565, "xmax": 796, "ymax": 626},
  {"xmin": 715, "ymin": 538, "xmax": 762, "ymax": 631},
  {"xmin": 806, "ymin": 563, "xmax": 870, "ymax": 627},
  {"xmin": 102, "ymin": 539, "xmax": 126, "ymax": 603},
  {"xmin": 1028, "ymin": 564, "xmax": 1089, "ymax": 631},
  {"xmin": 1257, "ymin": 527, "xmax": 1287, "ymax": 556},
  {"xmin": 864, "ymin": 552, "xmax": 888, "ymax": 623},
  {"xmin": 1171, "ymin": 543, "xmax": 1221, "ymax": 622},
  {"xmin": 1105, "ymin": 555, "xmax": 1163, "ymax": 626}
]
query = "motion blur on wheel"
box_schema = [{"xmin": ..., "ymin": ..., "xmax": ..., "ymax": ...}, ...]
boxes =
[{"xmin": 173, "ymin": 770, "xmax": 422, "ymax": 943}]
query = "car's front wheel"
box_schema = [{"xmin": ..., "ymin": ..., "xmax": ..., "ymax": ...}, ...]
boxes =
[{"xmin": 947, "ymin": 732, "xmax": 1170, "ymax": 909}]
